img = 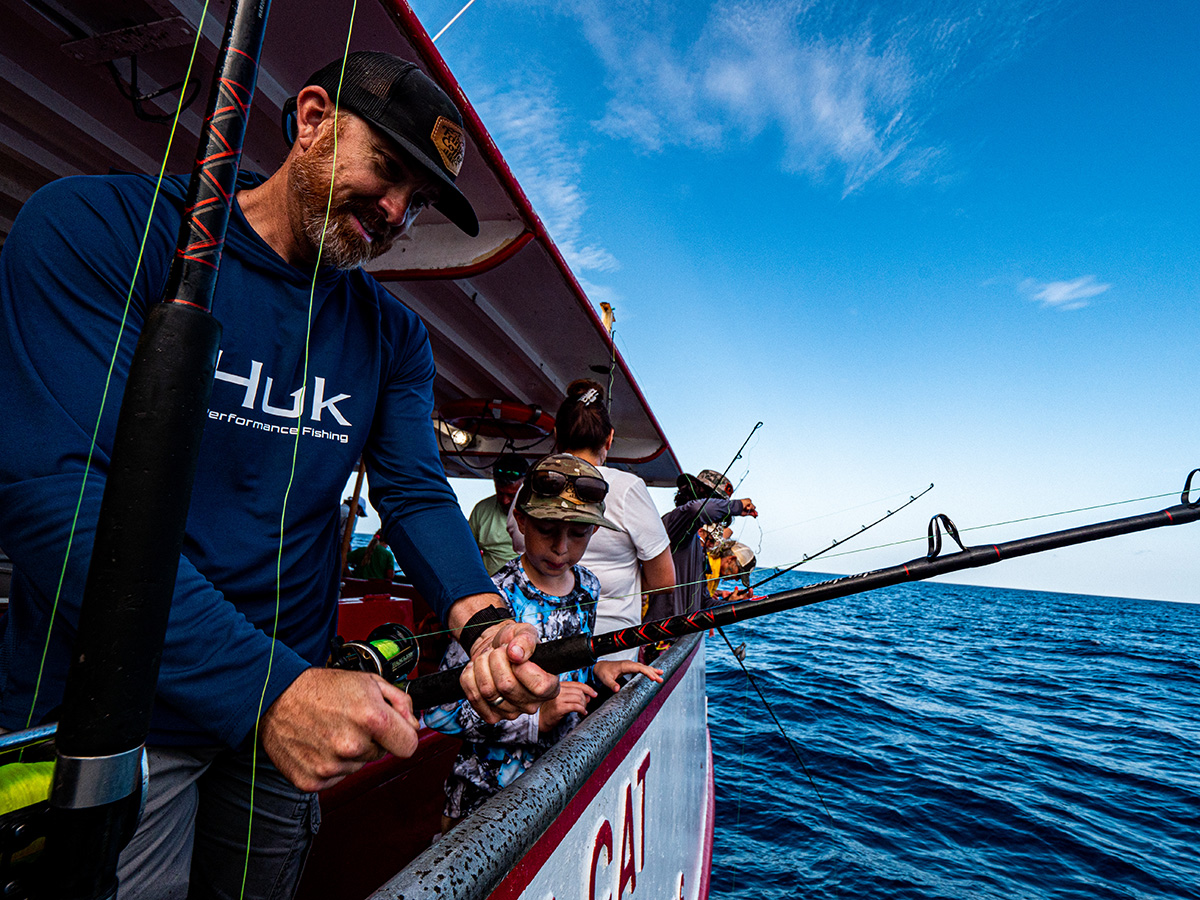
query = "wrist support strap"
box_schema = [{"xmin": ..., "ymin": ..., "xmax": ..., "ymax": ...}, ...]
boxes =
[{"xmin": 459, "ymin": 605, "xmax": 513, "ymax": 656}]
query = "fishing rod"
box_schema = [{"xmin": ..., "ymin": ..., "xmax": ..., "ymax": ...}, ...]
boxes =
[
  {"xmin": 38, "ymin": 3, "xmax": 271, "ymax": 898},
  {"xmin": 750, "ymin": 483, "xmax": 935, "ymax": 592},
  {"xmin": 403, "ymin": 469, "xmax": 1200, "ymax": 710},
  {"xmin": 671, "ymin": 421, "xmax": 763, "ymax": 554}
]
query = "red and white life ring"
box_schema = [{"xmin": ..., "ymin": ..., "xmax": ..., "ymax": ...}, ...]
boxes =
[{"xmin": 438, "ymin": 398, "xmax": 555, "ymax": 441}]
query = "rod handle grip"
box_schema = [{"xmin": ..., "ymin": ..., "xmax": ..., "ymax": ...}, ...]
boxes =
[{"xmin": 407, "ymin": 634, "xmax": 595, "ymax": 711}]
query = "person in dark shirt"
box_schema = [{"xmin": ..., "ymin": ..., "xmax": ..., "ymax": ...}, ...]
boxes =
[
  {"xmin": 656, "ymin": 471, "xmax": 758, "ymax": 620},
  {"xmin": 0, "ymin": 51, "xmax": 557, "ymax": 898}
]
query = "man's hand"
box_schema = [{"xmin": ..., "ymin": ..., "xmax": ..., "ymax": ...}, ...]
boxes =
[
  {"xmin": 448, "ymin": 593, "xmax": 561, "ymax": 725},
  {"xmin": 260, "ymin": 667, "xmax": 420, "ymax": 792},
  {"xmin": 459, "ymin": 620, "xmax": 561, "ymax": 724},
  {"xmin": 538, "ymin": 680, "xmax": 596, "ymax": 733}
]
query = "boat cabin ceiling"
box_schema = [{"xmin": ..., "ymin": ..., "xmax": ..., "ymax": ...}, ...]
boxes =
[{"xmin": 0, "ymin": 0, "xmax": 681, "ymax": 485}]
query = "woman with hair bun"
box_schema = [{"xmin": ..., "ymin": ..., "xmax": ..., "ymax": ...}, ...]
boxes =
[{"xmin": 511, "ymin": 379, "xmax": 675, "ymax": 661}]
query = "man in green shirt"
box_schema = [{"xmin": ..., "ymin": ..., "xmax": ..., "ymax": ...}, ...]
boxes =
[{"xmin": 468, "ymin": 453, "xmax": 527, "ymax": 575}]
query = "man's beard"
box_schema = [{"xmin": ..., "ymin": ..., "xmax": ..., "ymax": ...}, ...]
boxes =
[{"xmin": 289, "ymin": 127, "xmax": 401, "ymax": 269}]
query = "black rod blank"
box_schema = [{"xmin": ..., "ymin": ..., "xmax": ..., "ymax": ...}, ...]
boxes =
[{"xmin": 42, "ymin": 3, "xmax": 271, "ymax": 898}]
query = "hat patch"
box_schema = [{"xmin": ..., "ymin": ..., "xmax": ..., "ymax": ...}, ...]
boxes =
[{"xmin": 431, "ymin": 116, "xmax": 465, "ymax": 176}]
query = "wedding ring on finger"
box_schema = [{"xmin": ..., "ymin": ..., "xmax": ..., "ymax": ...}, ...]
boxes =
[{"xmin": 488, "ymin": 695, "xmax": 506, "ymax": 707}]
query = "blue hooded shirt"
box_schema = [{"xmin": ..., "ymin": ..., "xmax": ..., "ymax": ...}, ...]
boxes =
[{"xmin": 0, "ymin": 172, "xmax": 493, "ymax": 746}]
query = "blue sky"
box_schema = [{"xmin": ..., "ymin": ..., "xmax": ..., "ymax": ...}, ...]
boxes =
[{"xmin": 402, "ymin": 0, "xmax": 1199, "ymax": 602}]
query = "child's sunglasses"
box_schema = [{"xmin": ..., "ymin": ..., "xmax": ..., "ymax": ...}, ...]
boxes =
[{"xmin": 530, "ymin": 470, "xmax": 609, "ymax": 503}]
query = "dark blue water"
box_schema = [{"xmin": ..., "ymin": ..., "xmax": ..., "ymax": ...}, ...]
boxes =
[{"xmin": 707, "ymin": 572, "xmax": 1200, "ymax": 899}]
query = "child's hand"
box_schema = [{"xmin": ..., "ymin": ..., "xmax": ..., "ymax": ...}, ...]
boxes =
[
  {"xmin": 593, "ymin": 660, "xmax": 665, "ymax": 693},
  {"xmin": 538, "ymin": 680, "xmax": 597, "ymax": 733}
]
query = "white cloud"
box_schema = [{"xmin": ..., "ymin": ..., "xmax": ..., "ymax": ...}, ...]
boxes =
[
  {"xmin": 1021, "ymin": 275, "xmax": 1111, "ymax": 310},
  {"xmin": 541, "ymin": 0, "xmax": 1062, "ymax": 193},
  {"xmin": 469, "ymin": 77, "xmax": 618, "ymax": 276}
]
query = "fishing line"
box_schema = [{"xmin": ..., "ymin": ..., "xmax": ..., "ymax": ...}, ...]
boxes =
[
  {"xmin": 750, "ymin": 483, "xmax": 934, "ymax": 592},
  {"xmin": 241, "ymin": 5, "xmax": 359, "ymax": 895},
  {"xmin": 777, "ymin": 487, "xmax": 1185, "ymax": 568},
  {"xmin": 23, "ymin": 0, "xmax": 212, "ymax": 736},
  {"xmin": 728, "ymin": 500, "xmax": 764, "ymax": 565},
  {"xmin": 715, "ymin": 625, "xmax": 833, "ymax": 824},
  {"xmin": 762, "ymin": 486, "xmax": 937, "ymax": 535},
  {"xmin": 734, "ymin": 518, "xmax": 762, "ymax": 560},
  {"xmin": 611, "ymin": 329, "xmax": 651, "ymax": 400},
  {"xmin": 670, "ymin": 421, "xmax": 763, "ymax": 554},
  {"xmin": 706, "ymin": 487, "xmax": 928, "ymax": 824}
]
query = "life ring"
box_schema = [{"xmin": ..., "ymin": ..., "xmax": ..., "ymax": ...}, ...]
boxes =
[{"xmin": 439, "ymin": 398, "xmax": 555, "ymax": 441}]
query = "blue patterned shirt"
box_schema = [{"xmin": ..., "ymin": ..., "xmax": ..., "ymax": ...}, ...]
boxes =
[{"xmin": 424, "ymin": 557, "xmax": 600, "ymax": 817}]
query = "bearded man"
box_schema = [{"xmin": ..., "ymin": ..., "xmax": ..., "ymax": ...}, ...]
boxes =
[{"xmin": 0, "ymin": 52, "xmax": 557, "ymax": 899}]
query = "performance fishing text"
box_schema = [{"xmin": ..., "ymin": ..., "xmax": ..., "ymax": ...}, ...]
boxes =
[{"xmin": 207, "ymin": 410, "xmax": 349, "ymax": 444}]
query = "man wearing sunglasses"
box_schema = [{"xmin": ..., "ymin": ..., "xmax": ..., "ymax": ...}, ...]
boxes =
[{"xmin": 470, "ymin": 453, "xmax": 529, "ymax": 575}]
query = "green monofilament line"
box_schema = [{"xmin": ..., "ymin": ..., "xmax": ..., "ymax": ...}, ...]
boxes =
[
  {"xmin": 371, "ymin": 640, "xmax": 401, "ymax": 658},
  {"xmin": 243, "ymin": 4, "xmax": 359, "ymax": 898},
  {"xmin": 25, "ymin": 1, "xmax": 213, "ymax": 737}
]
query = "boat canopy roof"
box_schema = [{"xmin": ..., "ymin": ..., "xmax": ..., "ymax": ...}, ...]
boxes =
[{"xmin": 0, "ymin": 0, "xmax": 681, "ymax": 485}]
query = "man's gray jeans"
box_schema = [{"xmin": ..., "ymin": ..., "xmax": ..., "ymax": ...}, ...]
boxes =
[{"xmin": 116, "ymin": 744, "xmax": 319, "ymax": 900}]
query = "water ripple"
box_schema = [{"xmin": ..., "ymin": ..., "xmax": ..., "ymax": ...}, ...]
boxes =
[{"xmin": 708, "ymin": 575, "xmax": 1200, "ymax": 899}]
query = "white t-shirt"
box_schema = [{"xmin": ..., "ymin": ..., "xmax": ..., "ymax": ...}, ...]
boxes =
[{"xmin": 507, "ymin": 464, "xmax": 670, "ymax": 660}]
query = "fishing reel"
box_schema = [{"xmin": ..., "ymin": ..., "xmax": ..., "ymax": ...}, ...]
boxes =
[
  {"xmin": 0, "ymin": 772, "xmax": 51, "ymax": 900},
  {"xmin": 329, "ymin": 623, "xmax": 419, "ymax": 685}
]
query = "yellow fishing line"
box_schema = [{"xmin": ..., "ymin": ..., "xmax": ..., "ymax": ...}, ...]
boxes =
[
  {"xmin": 241, "ymin": 4, "xmax": 358, "ymax": 895},
  {"xmin": 23, "ymin": 1, "xmax": 212, "ymax": 736}
]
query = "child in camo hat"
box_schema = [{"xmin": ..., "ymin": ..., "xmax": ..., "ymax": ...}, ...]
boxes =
[{"xmin": 425, "ymin": 454, "xmax": 662, "ymax": 828}]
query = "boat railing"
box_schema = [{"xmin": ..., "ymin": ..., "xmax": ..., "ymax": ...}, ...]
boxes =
[
  {"xmin": 0, "ymin": 723, "xmax": 57, "ymax": 755},
  {"xmin": 367, "ymin": 632, "xmax": 704, "ymax": 899}
]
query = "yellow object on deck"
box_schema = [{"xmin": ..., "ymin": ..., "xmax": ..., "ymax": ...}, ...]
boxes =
[{"xmin": 0, "ymin": 761, "xmax": 53, "ymax": 816}]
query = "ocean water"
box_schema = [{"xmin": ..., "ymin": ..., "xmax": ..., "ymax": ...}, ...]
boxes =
[{"xmin": 706, "ymin": 571, "xmax": 1200, "ymax": 900}]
